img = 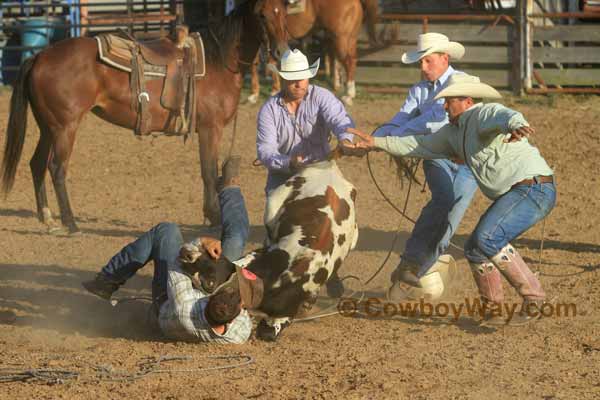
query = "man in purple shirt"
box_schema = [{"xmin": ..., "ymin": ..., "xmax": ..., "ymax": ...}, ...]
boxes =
[
  {"xmin": 256, "ymin": 48, "xmax": 355, "ymax": 193},
  {"xmin": 256, "ymin": 49, "xmax": 355, "ymax": 297}
]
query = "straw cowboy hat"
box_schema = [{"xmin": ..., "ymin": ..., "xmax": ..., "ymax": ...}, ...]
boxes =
[
  {"xmin": 434, "ymin": 73, "xmax": 502, "ymax": 100},
  {"xmin": 268, "ymin": 48, "xmax": 320, "ymax": 81},
  {"xmin": 401, "ymin": 32, "xmax": 465, "ymax": 64}
]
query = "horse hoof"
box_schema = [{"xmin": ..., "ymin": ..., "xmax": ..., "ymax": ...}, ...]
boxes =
[
  {"xmin": 48, "ymin": 226, "xmax": 67, "ymax": 235},
  {"xmin": 341, "ymin": 96, "xmax": 353, "ymax": 106},
  {"xmin": 41, "ymin": 207, "xmax": 55, "ymax": 225},
  {"xmin": 65, "ymin": 224, "xmax": 82, "ymax": 235},
  {"xmin": 247, "ymin": 94, "xmax": 258, "ymax": 104}
]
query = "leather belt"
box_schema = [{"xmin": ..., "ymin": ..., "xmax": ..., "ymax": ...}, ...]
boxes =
[{"xmin": 513, "ymin": 175, "xmax": 554, "ymax": 187}]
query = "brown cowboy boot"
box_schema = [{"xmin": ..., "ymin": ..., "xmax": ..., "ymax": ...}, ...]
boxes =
[
  {"xmin": 82, "ymin": 273, "xmax": 122, "ymax": 301},
  {"xmin": 387, "ymin": 259, "xmax": 422, "ymax": 302},
  {"xmin": 491, "ymin": 244, "xmax": 546, "ymax": 325},
  {"xmin": 469, "ymin": 261, "xmax": 506, "ymax": 326},
  {"xmin": 216, "ymin": 156, "xmax": 241, "ymax": 193}
]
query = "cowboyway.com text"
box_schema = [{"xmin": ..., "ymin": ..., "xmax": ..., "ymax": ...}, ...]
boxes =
[{"xmin": 336, "ymin": 297, "xmax": 577, "ymax": 323}]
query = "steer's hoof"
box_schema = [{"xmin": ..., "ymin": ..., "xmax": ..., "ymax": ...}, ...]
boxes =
[
  {"xmin": 326, "ymin": 274, "xmax": 345, "ymax": 298},
  {"xmin": 256, "ymin": 319, "xmax": 290, "ymax": 342}
]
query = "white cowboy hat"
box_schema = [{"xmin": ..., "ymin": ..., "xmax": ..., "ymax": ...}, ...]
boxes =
[
  {"xmin": 434, "ymin": 73, "xmax": 502, "ymax": 100},
  {"xmin": 268, "ymin": 48, "xmax": 320, "ymax": 81},
  {"xmin": 401, "ymin": 32, "xmax": 465, "ymax": 64}
]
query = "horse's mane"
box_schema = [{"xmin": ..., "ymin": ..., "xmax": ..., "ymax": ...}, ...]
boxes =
[{"xmin": 198, "ymin": 0, "xmax": 254, "ymax": 68}]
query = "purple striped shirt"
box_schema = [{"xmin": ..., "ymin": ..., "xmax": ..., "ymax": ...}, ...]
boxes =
[{"xmin": 256, "ymin": 85, "xmax": 355, "ymax": 172}]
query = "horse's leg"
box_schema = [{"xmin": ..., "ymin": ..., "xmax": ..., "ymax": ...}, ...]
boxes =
[
  {"xmin": 198, "ymin": 123, "xmax": 222, "ymax": 226},
  {"xmin": 269, "ymin": 56, "xmax": 280, "ymax": 95},
  {"xmin": 337, "ymin": 36, "xmax": 358, "ymax": 106},
  {"xmin": 324, "ymin": 49, "xmax": 332, "ymax": 77},
  {"xmin": 333, "ymin": 58, "xmax": 343, "ymax": 92},
  {"xmin": 248, "ymin": 52, "xmax": 260, "ymax": 104},
  {"xmin": 47, "ymin": 124, "xmax": 80, "ymax": 234},
  {"xmin": 29, "ymin": 128, "xmax": 57, "ymax": 230}
]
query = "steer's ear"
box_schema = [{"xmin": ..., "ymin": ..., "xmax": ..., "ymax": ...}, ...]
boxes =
[{"xmin": 236, "ymin": 266, "xmax": 264, "ymax": 309}]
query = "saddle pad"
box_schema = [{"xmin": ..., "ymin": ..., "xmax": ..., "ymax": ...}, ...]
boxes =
[{"xmin": 95, "ymin": 32, "xmax": 206, "ymax": 78}]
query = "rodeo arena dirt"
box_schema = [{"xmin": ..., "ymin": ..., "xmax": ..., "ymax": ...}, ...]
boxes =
[{"xmin": 1, "ymin": 2, "xmax": 600, "ymax": 400}]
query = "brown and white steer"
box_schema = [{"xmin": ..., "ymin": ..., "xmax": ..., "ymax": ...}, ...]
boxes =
[
  {"xmin": 248, "ymin": 160, "xmax": 358, "ymax": 340},
  {"xmin": 186, "ymin": 160, "xmax": 357, "ymax": 341}
]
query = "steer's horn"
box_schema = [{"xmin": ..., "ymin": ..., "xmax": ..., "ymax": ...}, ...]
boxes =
[{"xmin": 235, "ymin": 266, "xmax": 264, "ymax": 309}]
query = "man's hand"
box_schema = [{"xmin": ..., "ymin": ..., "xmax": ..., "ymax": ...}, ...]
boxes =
[
  {"xmin": 290, "ymin": 155, "xmax": 307, "ymax": 171},
  {"xmin": 347, "ymin": 127, "xmax": 375, "ymax": 150},
  {"xmin": 201, "ymin": 237, "xmax": 222, "ymax": 259},
  {"xmin": 337, "ymin": 137, "xmax": 368, "ymax": 157},
  {"xmin": 504, "ymin": 126, "xmax": 534, "ymax": 143}
]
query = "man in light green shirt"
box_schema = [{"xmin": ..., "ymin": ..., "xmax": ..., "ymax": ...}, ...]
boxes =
[{"xmin": 348, "ymin": 74, "xmax": 557, "ymax": 326}]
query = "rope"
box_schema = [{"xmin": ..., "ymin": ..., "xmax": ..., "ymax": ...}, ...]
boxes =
[
  {"xmin": 0, "ymin": 355, "xmax": 254, "ymax": 384},
  {"xmin": 294, "ymin": 277, "xmax": 366, "ymax": 322},
  {"xmin": 0, "ymin": 368, "xmax": 79, "ymax": 384},
  {"xmin": 93, "ymin": 354, "xmax": 254, "ymax": 382},
  {"xmin": 364, "ymin": 124, "xmax": 549, "ymax": 276}
]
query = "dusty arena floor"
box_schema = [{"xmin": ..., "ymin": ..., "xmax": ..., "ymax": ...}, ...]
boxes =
[{"xmin": 1, "ymin": 86, "xmax": 599, "ymax": 399}]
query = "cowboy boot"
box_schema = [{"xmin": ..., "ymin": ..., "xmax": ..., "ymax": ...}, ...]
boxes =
[
  {"xmin": 216, "ymin": 156, "xmax": 241, "ymax": 193},
  {"xmin": 491, "ymin": 244, "xmax": 546, "ymax": 325},
  {"xmin": 387, "ymin": 259, "xmax": 421, "ymax": 302},
  {"xmin": 469, "ymin": 261, "xmax": 506, "ymax": 326},
  {"xmin": 82, "ymin": 273, "xmax": 122, "ymax": 301}
]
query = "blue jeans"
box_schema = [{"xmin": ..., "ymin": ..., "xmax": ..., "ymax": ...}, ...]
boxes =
[
  {"xmin": 464, "ymin": 182, "xmax": 556, "ymax": 263},
  {"xmin": 403, "ymin": 159, "xmax": 478, "ymax": 276},
  {"xmin": 100, "ymin": 187, "xmax": 249, "ymax": 301}
]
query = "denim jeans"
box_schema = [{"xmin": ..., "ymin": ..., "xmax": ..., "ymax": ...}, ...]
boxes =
[
  {"xmin": 403, "ymin": 159, "xmax": 478, "ymax": 277},
  {"xmin": 464, "ymin": 182, "xmax": 556, "ymax": 263},
  {"xmin": 100, "ymin": 187, "xmax": 249, "ymax": 301}
]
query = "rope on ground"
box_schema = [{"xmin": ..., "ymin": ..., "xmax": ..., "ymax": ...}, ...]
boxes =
[
  {"xmin": 0, "ymin": 368, "xmax": 79, "ymax": 384},
  {"xmin": 294, "ymin": 276, "xmax": 366, "ymax": 323},
  {"xmin": 0, "ymin": 354, "xmax": 254, "ymax": 384}
]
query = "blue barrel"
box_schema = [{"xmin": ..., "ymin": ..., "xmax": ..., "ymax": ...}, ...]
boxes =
[{"xmin": 20, "ymin": 17, "xmax": 66, "ymax": 63}]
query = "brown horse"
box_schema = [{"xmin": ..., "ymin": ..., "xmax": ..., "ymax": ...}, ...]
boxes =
[
  {"xmin": 1, "ymin": 0, "xmax": 289, "ymax": 234},
  {"xmin": 248, "ymin": 0, "xmax": 379, "ymax": 106}
]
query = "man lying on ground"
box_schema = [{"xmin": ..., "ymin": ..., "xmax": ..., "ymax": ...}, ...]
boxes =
[{"xmin": 82, "ymin": 157, "xmax": 252, "ymax": 343}]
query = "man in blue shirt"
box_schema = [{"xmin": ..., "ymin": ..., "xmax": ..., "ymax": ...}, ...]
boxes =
[
  {"xmin": 373, "ymin": 33, "xmax": 479, "ymax": 300},
  {"xmin": 257, "ymin": 48, "xmax": 355, "ymax": 193}
]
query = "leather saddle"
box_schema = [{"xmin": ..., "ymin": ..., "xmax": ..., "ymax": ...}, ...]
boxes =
[{"xmin": 96, "ymin": 26, "xmax": 206, "ymax": 136}]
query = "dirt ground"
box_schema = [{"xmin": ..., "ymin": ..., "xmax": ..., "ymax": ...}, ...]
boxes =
[{"xmin": 1, "ymin": 85, "xmax": 599, "ymax": 399}]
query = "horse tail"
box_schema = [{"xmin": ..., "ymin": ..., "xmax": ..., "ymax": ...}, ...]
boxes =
[
  {"xmin": 1, "ymin": 56, "xmax": 35, "ymax": 194},
  {"xmin": 360, "ymin": 0, "xmax": 380, "ymax": 47}
]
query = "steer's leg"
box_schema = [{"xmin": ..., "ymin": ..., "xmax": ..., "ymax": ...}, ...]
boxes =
[{"xmin": 256, "ymin": 317, "xmax": 291, "ymax": 341}]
